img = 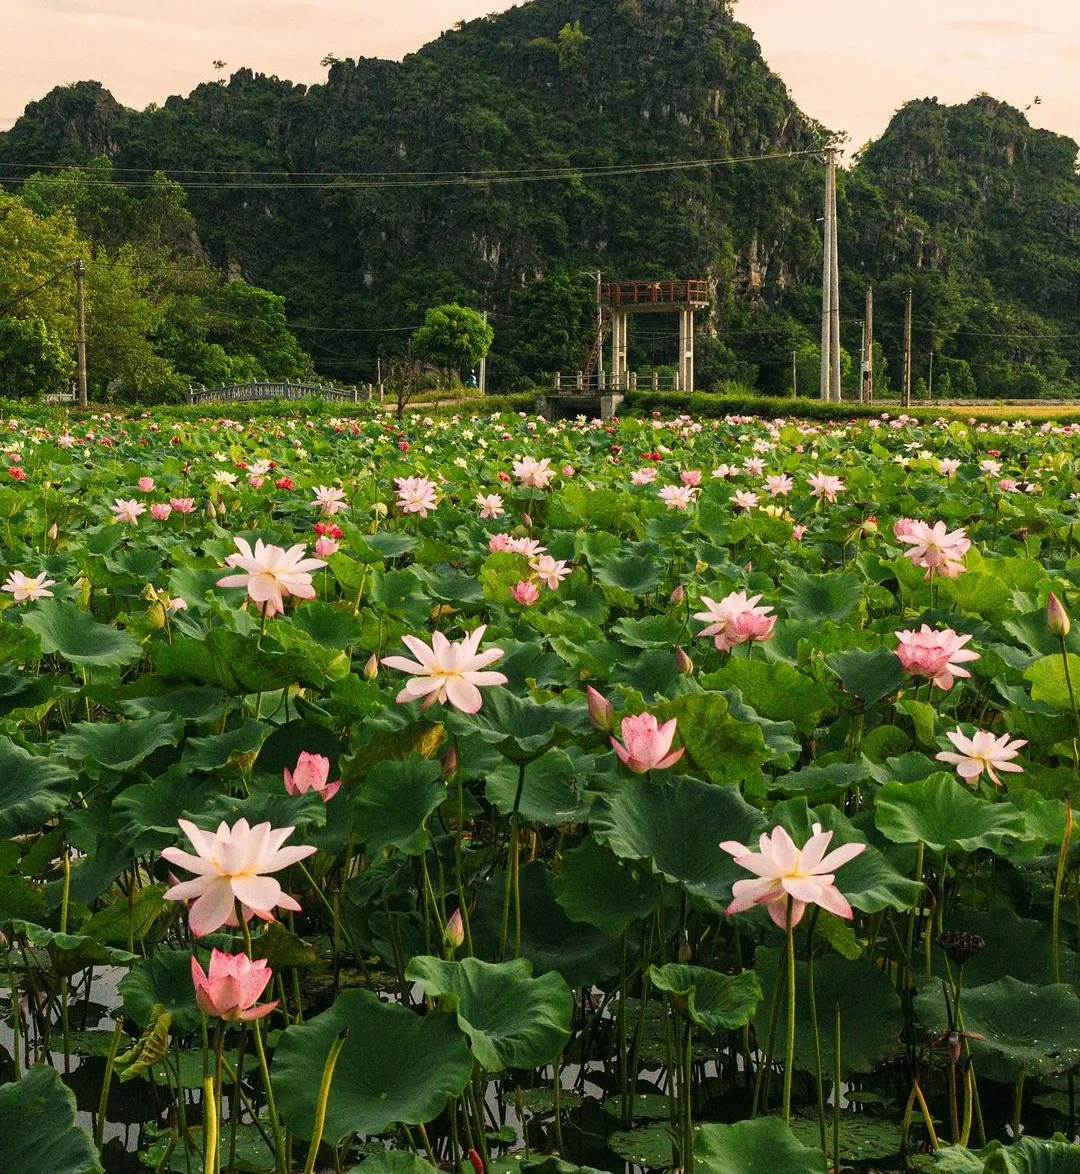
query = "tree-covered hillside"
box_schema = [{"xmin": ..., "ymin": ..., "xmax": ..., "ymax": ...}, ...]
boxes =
[{"xmin": 1, "ymin": 0, "xmax": 1079, "ymax": 399}]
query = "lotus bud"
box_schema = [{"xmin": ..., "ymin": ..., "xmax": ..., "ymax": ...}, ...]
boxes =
[
  {"xmin": 363, "ymin": 652, "xmax": 379, "ymax": 680},
  {"xmin": 440, "ymin": 741, "xmax": 459, "ymax": 780},
  {"xmin": 443, "ymin": 908, "xmax": 465, "ymax": 952},
  {"xmin": 47, "ymin": 523, "xmax": 58, "ymax": 541},
  {"xmin": 522, "ymin": 512, "xmax": 532, "ymax": 529},
  {"xmin": 206, "ymin": 500, "xmax": 217, "ymax": 519},
  {"xmin": 670, "ymin": 584, "xmax": 685, "ymax": 606},
  {"xmin": 73, "ymin": 576, "xmax": 92, "ymax": 610},
  {"xmin": 586, "ymin": 685, "xmax": 616, "ymax": 733},
  {"xmin": 1048, "ymin": 591, "xmax": 1071, "ymax": 638},
  {"xmin": 861, "ymin": 515, "xmax": 879, "ymax": 536},
  {"xmin": 677, "ymin": 935, "xmax": 692, "ymax": 965},
  {"xmin": 674, "ymin": 647, "xmax": 694, "ymax": 675},
  {"xmin": 468, "ymin": 1150, "xmax": 485, "ymax": 1174}
]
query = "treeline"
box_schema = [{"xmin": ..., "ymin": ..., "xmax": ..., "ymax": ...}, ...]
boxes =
[{"xmin": 2, "ymin": 0, "xmax": 1080, "ymax": 398}]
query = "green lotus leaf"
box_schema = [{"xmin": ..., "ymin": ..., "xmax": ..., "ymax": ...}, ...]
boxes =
[
  {"xmin": 112, "ymin": 769, "xmax": 220, "ymax": 837},
  {"xmin": 933, "ymin": 1135, "xmax": 1080, "ymax": 1173},
  {"xmin": 608, "ymin": 1123, "xmax": 674, "ymax": 1168},
  {"xmin": 916, "ymin": 977, "xmax": 1080, "ymax": 1081},
  {"xmin": 483, "ymin": 748, "xmax": 592, "ymax": 825},
  {"xmin": 405, "ymin": 954, "xmax": 572, "ymax": 1070},
  {"xmin": 590, "ymin": 549, "xmax": 663, "ymax": 595},
  {"xmin": 826, "ymin": 647, "xmax": 902, "ymax": 708},
  {"xmin": 0, "ymin": 737, "xmax": 77, "ymax": 838},
  {"xmin": 651, "ymin": 691, "xmax": 770, "ymax": 787},
  {"xmin": 1024, "ymin": 653, "xmax": 1080, "ymax": 713},
  {"xmin": 554, "ymin": 836, "xmax": 664, "ymax": 935},
  {"xmin": 119, "ymin": 948, "xmax": 202, "ymax": 1032},
  {"xmin": 9, "ymin": 920, "xmax": 137, "ymax": 975},
  {"xmin": 289, "ymin": 600, "xmax": 365, "ymax": 649},
  {"xmin": 54, "ymin": 712, "xmax": 184, "ymax": 772},
  {"xmin": 21, "ymin": 598, "xmax": 142, "ymax": 668},
  {"xmin": 782, "ymin": 568, "xmax": 863, "ymax": 623},
  {"xmin": 589, "ymin": 774, "xmax": 766, "ymax": 900},
  {"xmin": 0, "ymin": 618, "xmax": 42, "ymax": 665},
  {"xmin": 346, "ymin": 1154, "xmax": 435, "ymax": 1174},
  {"xmin": 181, "ymin": 718, "xmax": 270, "ymax": 772},
  {"xmin": 351, "ymin": 753, "xmax": 446, "ymax": 855},
  {"xmin": 272, "ymin": 987, "xmax": 473, "ymax": 1142},
  {"xmin": 754, "ymin": 949, "xmax": 903, "ymax": 1075},
  {"xmin": 789, "ymin": 1116, "xmax": 902, "ymax": 1163},
  {"xmin": 648, "ymin": 964, "xmax": 762, "ymax": 1032},
  {"xmin": 79, "ymin": 883, "xmax": 167, "ymax": 945},
  {"xmin": 702, "ymin": 657, "xmax": 828, "ymax": 735},
  {"xmin": 154, "ymin": 629, "xmax": 316, "ymax": 694},
  {"xmin": 0, "ymin": 1064, "xmax": 104, "ymax": 1174},
  {"xmin": 874, "ymin": 773, "xmax": 1028, "ymax": 853},
  {"xmin": 446, "ymin": 689, "xmax": 590, "ymax": 761},
  {"xmin": 694, "ymin": 1117, "xmax": 828, "ymax": 1174}
]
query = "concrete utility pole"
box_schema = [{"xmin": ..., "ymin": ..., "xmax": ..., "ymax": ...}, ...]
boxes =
[
  {"xmin": 828, "ymin": 150, "xmax": 841, "ymax": 402},
  {"xmin": 819, "ymin": 148, "xmax": 840, "ymax": 400},
  {"xmin": 902, "ymin": 287, "xmax": 913, "ymax": 409},
  {"xmin": 819, "ymin": 151, "xmax": 833, "ymax": 400},
  {"xmin": 479, "ymin": 311, "xmax": 488, "ymax": 393},
  {"xmin": 74, "ymin": 259, "xmax": 88, "ymax": 409},
  {"xmin": 864, "ymin": 285, "xmax": 874, "ymax": 404},
  {"xmin": 791, "ymin": 349, "xmax": 797, "ymax": 397}
]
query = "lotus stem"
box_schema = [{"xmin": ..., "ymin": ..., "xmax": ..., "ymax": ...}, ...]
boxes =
[
  {"xmin": 95, "ymin": 1015, "xmax": 125, "ymax": 1150},
  {"xmin": 1059, "ymin": 637, "xmax": 1080, "ymax": 769},
  {"xmin": 782, "ymin": 896, "xmax": 797, "ymax": 1125},
  {"xmin": 498, "ymin": 762, "xmax": 527, "ymax": 960},
  {"xmin": 1052, "ymin": 792, "xmax": 1072, "ymax": 984},
  {"xmin": 833, "ymin": 1006, "xmax": 841, "ymax": 1174},
  {"xmin": 912, "ymin": 1076, "xmax": 939, "ymax": 1150},
  {"xmin": 961, "ymin": 1064, "xmax": 974, "ymax": 1148},
  {"xmin": 805, "ymin": 914, "xmax": 827, "ymax": 1154},
  {"xmin": 202, "ymin": 1075, "xmax": 218, "ymax": 1174},
  {"xmin": 303, "ymin": 1027, "xmax": 349, "ymax": 1174},
  {"xmin": 240, "ymin": 916, "xmax": 287, "ymax": 1174},
  {"xmin": 1012, "ymin": 1066, "xmax": 1026, "ymax": 1142}
]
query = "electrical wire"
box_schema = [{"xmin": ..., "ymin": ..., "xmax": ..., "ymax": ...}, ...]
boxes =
[{"xmin": 0, "ymin": 263, "xmax": 73, "ymax": 315}]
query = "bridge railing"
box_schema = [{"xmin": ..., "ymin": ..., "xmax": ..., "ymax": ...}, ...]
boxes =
[
  {"xmin": 187, "ymin": 382, "xmax": 369, "ymax": 405},
  {"xmin": 553, "ymin": 371, "xmax": 678, "ymax": 393}
]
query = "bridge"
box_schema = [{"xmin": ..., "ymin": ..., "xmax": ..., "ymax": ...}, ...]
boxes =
[{"xmin": 187, "ymin": 381, "xmax": 370, "ymax": 406}]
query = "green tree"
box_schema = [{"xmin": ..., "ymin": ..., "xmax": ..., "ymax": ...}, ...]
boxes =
[
  {"xmin": 410, "ymin": 303, "xmax": 494, "ymax": 387},
  {"xmin": 0, "ymin": 317, "xmax": 73, "ymax": 398}
]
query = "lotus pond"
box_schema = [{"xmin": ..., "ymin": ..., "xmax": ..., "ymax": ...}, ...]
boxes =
[{"xmin": 3, "ymin": 405, "xmax": 1080, "ymax": 1174}]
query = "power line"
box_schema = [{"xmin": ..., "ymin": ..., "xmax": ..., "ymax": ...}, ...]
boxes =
[
  {"xmin": 0, "ymin": 263, "xmax": 73, "ymax": 315},
  {"xmin": 0, "ymin": 150, "xmax": 819, "ymax": 191}
]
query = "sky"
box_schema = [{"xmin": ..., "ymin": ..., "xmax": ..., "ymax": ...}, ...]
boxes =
[{"xmin": 2, "ymin": 0, "xmax": 1079, "ymax": 157}]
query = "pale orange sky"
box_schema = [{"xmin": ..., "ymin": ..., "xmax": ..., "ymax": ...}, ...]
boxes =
[{"xmin": 3, "ymin": 1, "xmax": 1078, "ymax": 156}]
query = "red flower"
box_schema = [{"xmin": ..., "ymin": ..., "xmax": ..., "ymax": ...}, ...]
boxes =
[
  {"xmin": 275, "ymin": 477, "xmax": 294, "ymax": 490},
  {"xmin": 398, "ymin": 441, "xmax": 410, "ymax": 452},
  {"xmin": 7, "ymin": 467, "xmax": 25, "ymax": 481}
]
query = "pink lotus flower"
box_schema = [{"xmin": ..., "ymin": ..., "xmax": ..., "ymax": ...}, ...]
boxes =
[
  {"xmin": 895, "ymin": 624, "xmax": 980, "ymax": 691},
  {"xmin": 111, "ymin": 498, "xmax": 145, "ymax": 525},
  {"xmin": 658, "ymin": 484, "xmax": 697, "ymax": 510},
  {"xmin": 792, "ymin": 524, "xmax": 807, "ymax": 542},
  {"xmin": 512, "ymin": 456, "xmax": 554, "ymax": 489},
  {"xmin": 191, "ymin": 949, "xmax": 278, "ymax": 1022},
  {"xmin": 530, "ymin": 554, "xmax": 571, "ymax": 590},
  {"xmin": 284, "ymin": 751, "xmax": 341, "ymax": 802},
  {"xmin": 935, "ymin": 728, "xmax": 1026, "ymax": 788},
  {"xmin": 475, "ymin": 493, "xmax": 505, "ymax": 519},
  {"xmin": 162, "ymin": 818, "xmax": 316, "ymax": 938},
  {"xmin": 507, "ymin": 536, "xmax": 545, "ymax": 558},
  {"xmin": 488, "ymin": 533, "xmax": 513, "ymax": 553},
  {"xmin": 310, "ymin": 485, "xmax": 348, "ymax": 515},
  {"xmin": 680, "ymin": 470, "xmax": 702, "ymax": 487},
  {"xmin": 893, "ymin": 517, "xmax": 920, "ymax": 542},
  {"xmin": 382, "ymin": 624, "xmax": 508, "ymax": 713},
  {"xmin": 897, "ymin": 520, "xmax": 970, "ymax": 579},
  {"xmin": 730, "ymin": 490, "xmax": 759, "ymax": 511},
  {"xmin": 216, "ymin": 536, "xmax": 326, "ymax": 619},
  {"xmin": 150, "ymin": 503, "xmax": 172, "ymax": 521},
  {"xmin": 313, "ymin": 536, "xmax": 339, "ymax": 557},
  {"xmin": 611, "ymin": 712, "xmax": 684, "ymax": 773},
  {"xmin": 170, "ymin": 497, "xmax": 196, "ymax": 514},
  {"xmin": 395, "ymin": 476, "xmax": 439, "ymax": 517},
  {"xmin": 2, "ymin": 569, "xmax": 55, "ymax": 602},
  {"xmin": 743, "ymin": 457, "xmax": 766, "ymax": 476},
  {"xmin": 765, "ymin": 474, "xmax": 794, "ymax": 497},
  {"xmin": 248, "ymin": 475, "xmax": 265, "ymax": 490},
  {"xmin": 721, "ymin": 823, "xmax": 865, "ymax": 929},
  {"xmin": 586, "ymin": 686, "xmax": 616, "ymax": 733},
  {"xmin": 509, "ymin": 580, "xmax": 540, "ymax": 606},
  {"xmin": 694, "ymin": 591, "xmax": 776, "ymax": 652},
  {"xmin": 807, "ymin": 472, "xmax": 845, "ymax": 502},
  {"xmin": 137, "ymin": 476, "xmax": 155, "ymax": 492},
  {"xmin": 631, "ymin": 468, "xmax": 659, "ymax": 485}
]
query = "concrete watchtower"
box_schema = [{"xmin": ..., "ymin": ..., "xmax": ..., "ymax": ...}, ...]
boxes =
[{"xmin": 601, "ymin": 279, "xmax": 709, "ymax": 392}]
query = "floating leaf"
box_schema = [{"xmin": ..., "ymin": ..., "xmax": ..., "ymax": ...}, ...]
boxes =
[{"xmin": 695, "ymin": 1117, "xmax": 828, "ymax": 1174}]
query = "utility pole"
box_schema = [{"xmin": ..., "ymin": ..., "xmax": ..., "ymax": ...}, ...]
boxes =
[
  {"xmin": 828, "ymin": 150, "xmax": 841, "ymax": 402},
  {"xmin": 819, "ymin": 150, "xmax": 834, "ymax": 400},
  {"xmin": 858, "ymin": 320, "xmax": 866, "ymax": 405},
  {"xmin": 479, "ymin": 311, "xmax": 488, "ymax": 394},
  {"xmin": 74, "ymin": 259, "xmax": 88, "ymax": 409},
  {"xmin": 902, "ymin": 288, "xmax": 913, "ymax": 409},
  {"xmin": 928, "ymin": 350, "xmax": 934, "ymax": 403},
  {"xmin": 864, "ymin": 285, "xmax": 874, "ymax": 404},
  {"xmin": 791, "ymin": 349, "xmax": 797, "ymax": 398}
]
